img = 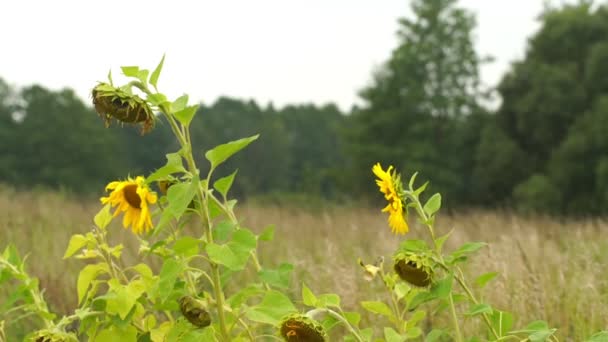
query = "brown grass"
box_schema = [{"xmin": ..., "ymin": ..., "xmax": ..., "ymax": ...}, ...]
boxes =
[{"xmin": 1, "ymin": 187, "xmax": 607, "ymax": 340}]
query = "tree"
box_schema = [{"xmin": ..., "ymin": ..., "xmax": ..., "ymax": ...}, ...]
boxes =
[
  {"xmin": 489, "ymin": 2, "xmax": 608, "ymax": 213},
  {"xmin": 346, "ymin": 0, "xmax": 486, "ymax": 203}
]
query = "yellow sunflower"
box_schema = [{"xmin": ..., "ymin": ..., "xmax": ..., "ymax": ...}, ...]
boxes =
[
  {"xmin": 100, "ymin": 176, "xmax": 157, "ymax": 234},
  {"xmin": 372, "ymin": 163, "xmax": 408, "ymax": 235}
]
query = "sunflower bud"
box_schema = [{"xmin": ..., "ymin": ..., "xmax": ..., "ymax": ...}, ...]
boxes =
[
  {"xmin": 92, "ymin": 82, "xmax": 155, "ymax": 134},
  {"xmin": 279, "ymin": 313, "xmax": 326, "ymax": 342},
  {"xmin": 179, "ymin": 296, "xmax": 211, "ymax": 328},
  {"xmin": 393, "ymin": 251, "xmax": 434, "ymax": 287}
]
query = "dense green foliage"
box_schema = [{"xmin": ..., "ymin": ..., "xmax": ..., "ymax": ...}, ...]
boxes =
[{"xmin": 1, "ymin": 1, "xmax": 608, "ymax": 214}]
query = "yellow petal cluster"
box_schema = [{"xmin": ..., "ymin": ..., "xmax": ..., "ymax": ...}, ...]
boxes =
[
  {"xmin": 100, "ymin": 176, "xmax": 157, "ymax": 234},
  {"xmin": 372, "ymin": 163, "xmax": 408, "ymax": 235}
]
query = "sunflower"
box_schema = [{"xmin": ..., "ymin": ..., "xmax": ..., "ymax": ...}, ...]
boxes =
[
  {"xmin": 100, "ymin": 176, "xmax": 157, "ymax": 234},
  {"xmin": 279, "ymin": 314, "xmax": 326, "ymax": 342},
  {"xmin": 372, "ymin": 163, "xmax": 409, "ymax": 235}
]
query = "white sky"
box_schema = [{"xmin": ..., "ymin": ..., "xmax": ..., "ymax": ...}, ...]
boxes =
[{"xmin": 0, "ymin": 1, "xmax": 557, "ymax": 111}]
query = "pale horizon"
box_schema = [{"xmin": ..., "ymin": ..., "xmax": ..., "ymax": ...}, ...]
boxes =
[{"xmin": 0, "ymin": 1, "xmax": 566, "ymax": 111}]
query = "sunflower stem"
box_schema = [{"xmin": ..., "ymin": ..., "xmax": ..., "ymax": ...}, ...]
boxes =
[
  {"xmin": 409, "ymin": 192, "xmax": 463, "ymax": 342},
  {"xmin": 182, "ymin": 134, "xmax": 231, "ymax": 341}
]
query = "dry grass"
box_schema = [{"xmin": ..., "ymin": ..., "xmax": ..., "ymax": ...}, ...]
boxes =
[{"xmin": 1, "ymin": 187, "xmax": 607, "ymax": 340}]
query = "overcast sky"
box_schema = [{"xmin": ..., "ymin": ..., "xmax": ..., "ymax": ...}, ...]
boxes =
[{"xmin": 0, "ymin": 1, "xmax": 560, "ymax": 111}]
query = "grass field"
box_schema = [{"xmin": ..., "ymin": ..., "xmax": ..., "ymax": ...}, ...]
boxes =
[{"xmin": 1, "ymin": 186, "xmax": 607, "ymax": 340}]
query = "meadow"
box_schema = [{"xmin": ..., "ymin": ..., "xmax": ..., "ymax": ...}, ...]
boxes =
[{"xmin": 1, "ymin": 185, "xmax": 606, "ymax": 341}]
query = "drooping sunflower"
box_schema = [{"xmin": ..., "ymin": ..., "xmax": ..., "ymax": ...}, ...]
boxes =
[
  {"xmin": 372, "ymin": 163, "xmax": 408, "ymax": 235},
  {"xmin": 279, "ymin": 313, "xmax": 326, "ymax": 342},
  {"xmin": 100, "ymin": 176, "xmax": 157, "ymax": 234}
]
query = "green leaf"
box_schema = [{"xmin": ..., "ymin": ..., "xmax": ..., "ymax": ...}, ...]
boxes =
[
  {"xmin": 393, "ymin": 283, "xmax": 410, "ymax": 300},
  {"xmin": 409, "ymin": 310, "xmax": 426, "ymax": 326},
  {"xmin": 206, "ymin": 229, "xmax": 258, "ymax": 271},
  {"xmin": 149, "ymin": 54, "xmax": 165, "ymax": 89},
  {"xmin": 146, "ymin": 153, "xmax": 186, "ymax": 183},
  {"xmin": 384, "ymin": 327, "xmax": 405, "ymax": 342},
  {"xmin": 214, "ymin": 170, "xmax": 238, "ymax": 198},
  {"xmin": 529, "ymin": 329, "xmax": 557, "ymax": 342},
  {"xmin": 95, "ymin": 325, "xmax": 137, "ymax": 342},
  {"xmin": 343, "ymin": 311, "xmax": 361, "ymax": 328},
  {"xmin": 430, "ymin": 275, "xmax": 452, "ymax": 299},
  {"xmin": 399, "ymin": 239, "xmax": 429, "ymax": 252},
  {"xmin": 360, "ymin": 328, "xmax": 373, "ymax": 342},
  {"xmin": 121, "ymin": 66, "xmax": 140, "ymax": 78},
  {"xmin": 63, "ymin": 234, "xmax": 88, "ymax": 259},
  {"xmin": 302, "ymin": 283, "xmax": 318, "ymax": 306},
  {"xmin": 147, "ymin": 93, "xmax": 169, "ymax": 106},
  {"xmin": 475, "ymin": 272, "xmax": 499, "ymax": 288},
  {"xmin": 259, "ymin": 225, "xmax": 275, "ymax": 242},
  {"xmin": 434, "ymin": 229, "xmax": 453, "ymax": 252},
  {"xmin": 318, "ymin": 293, "xmax": 341, "ymax": 308},
  {"xmin": 490, "ymin": 310, "xmax": 514, "ymax": 336},
  {"xmin": 172, "ymin": 237, "xmax": 200, "ymax": 257},
  {"xmin": 227, "ymin": 285, "xmax": 264, "ymax": 308},
  {"xmin": 408, "ymin": 291, "xmax": 434, "ymax": 310},
  {"xmin": 94, "ymin": 204, "xmax": 113, "ymax": 230},
  {"xmin": 77, "ymin": 263, "xmax": 109, "ymax": 304},
  {"xmin": 425, "ymin": 329, "xmax": 446, "ymax": 342},
  {"xmin": 408, "ymin": 172, "xmax": 419, "ymax": 190},
  {"xmin": 465, "ymin": 303, "xmax": 493, "ymax": 316},
  {"xmin": 361, "ymin": 301, "xmax": 394, "ymax": 319},
  {"xmin": 155, "ymin": 258, "xmax": 183, "ymax": 302},
  {"xmin": 414, "ymin": 181, "xmax": 429, "ymax": 196},
  {"xmin": 258, "ymin": 263, "xmax": 293, "ymax": 289},
  {"xmin": 423, "ymin": 193, "xmax": 442, "ymax": 217},
  {"xmin": 104, "ymin": 279, "xmax": 146, "ymax": 319},
  {"xmin": 449, "ymin": 242, "xmax": 487, "ymax": 263},
  {"xmin": 171, "ymin": 94, "xmax": 188, "ymax": 112},
  {"xmin": 205, "ymin": 135, "xmax": 259, "ymax": 169},
  {"xmin": 245, "ymin": 290, "xmax": 296, "ymax": 325},
  {"xmin": 174, "ymin": 105, "xmax": 199, "ymax": 127},
  {"xmin": 212, "ymin": 221, "xmax": 236, "ymax": 242},
  {"xmin": 586, "ymin": 331, "xmax": 608, "ymax": 342},
  {"xmin": 406, "ymin": 327, "xmax": 422, "ymax": 339},
  {"xmin": 165, "ymin": 180, "xmax": 198, "ymax": 220},
  {"xmin": 136, "ymin": 69, "xmax": 149, "ymax": 85}
]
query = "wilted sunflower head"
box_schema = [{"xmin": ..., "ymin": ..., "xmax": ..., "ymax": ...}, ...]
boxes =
[
  {"xmin": 393, "ymin": 250, "xmax": 434, "ymax": 287},
  {"xmin": 179, "ymin": 296, "xmax": 211, "ymax": 328},
  {"xmin": 100, "ymin": 176, "xmax": 157, "ymax": 235},
  {"xmin": 92, "ymin": 82, "xmax": 155, "ymax": 134},
  {"xmin": 279, "ymin": 313, "xmax": 326, "ymax": 342}
]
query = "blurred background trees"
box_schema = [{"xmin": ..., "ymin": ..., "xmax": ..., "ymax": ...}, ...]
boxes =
[{"xmin": 1, "ymin": 1, "xmax": 608, "ymax": 215}]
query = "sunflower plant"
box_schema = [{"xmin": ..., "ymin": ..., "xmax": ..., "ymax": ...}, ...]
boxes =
[{"xmin": 1, "ymin": 57, "xmax": 607, "ymax": 341}]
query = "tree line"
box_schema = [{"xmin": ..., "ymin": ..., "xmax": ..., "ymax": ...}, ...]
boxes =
[{"xmin": 1, "ymin": 0, "xmax": 608, "ymax": 215}]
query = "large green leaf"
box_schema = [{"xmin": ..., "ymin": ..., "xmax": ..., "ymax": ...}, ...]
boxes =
[
  {"xmin": 154, "ymin": 259, "xmax": 183, "ymax": 302},
  {"xmin": 206, "ymin": 228, "xmax": 257, "ymax": 271},
  {"xmin": 258, "ymin": 263, "xmax": 293, "ymax": 289},
  {"xmin": 361, "ymin": 301, "xmax": 394, "ymax": 319},
  {"xmin": 146, "ymin": 153, "xmax": 186, "ymax": 183},
  {"xmin": 423, "ymin": 193, "xmax": 442, "ymax": 217},
  {"xmin": 77, "ymin": 263, "xmax": 109, "ymax": 304},
  {"xmin": 213, "ymin": 170, "xmax": 238, "ymax": 199},
  {"xmin": 245, "ymin": 290, "xmax": 297, "ymax": 325},
  {"xmin": 174, "ymin": 105, "xmax": 199, "ymax": 127},
  {"xmin": 63, "ymin": 234, "xmax": 88, "ymax": 259},
  {"xmin": 95, "ymin": 325, "xmax": 137, "ymax": 342},
  {"xmin": 205, "ymin": 135, "xmax": 259, "ymax": 169},
  {"xmin": 104, "ymin": 279, "xmax": 146, "ymax": 319}
]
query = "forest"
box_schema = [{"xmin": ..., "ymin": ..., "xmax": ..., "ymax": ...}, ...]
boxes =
[{"xmin": 1, "ymin": 1, "xmax": 608, "ymax": 215}]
